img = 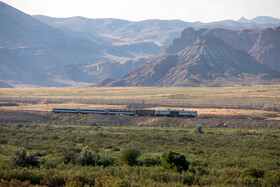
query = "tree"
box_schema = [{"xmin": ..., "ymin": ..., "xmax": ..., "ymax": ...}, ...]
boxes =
[
  {"xmin": 161, "ymin": 151, "xmax": 189, "ymax": 172},
  {"xmin": 79, "ymin": 146, "xmax": 94, "ymax": 166},
  {"xmin": 120, "ymin": 148, "xmax": 141, "ymax": 166},
  {"xmin": 10, "ymin": 147, "xmax": 39, "ymax": 167}
]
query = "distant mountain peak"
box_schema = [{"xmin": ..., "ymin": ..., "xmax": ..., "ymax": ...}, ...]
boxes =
[
  {"xmin": 181, "ymin": 27, "xmax": 195, "ymax": 37},
  {"xmin": 236, "ymin": 16, "xmax": 280, "ymax": 25},
  {"xmin": 164, "ymin": 27, "xmax": 197, "ymax": 54},
  {"xmin": 252, "ymin": 16, "xmax": 280, "ymax": 24},
  {"xmin": 193, "ymin": 35, "xmax": 225, "ymax": 46},
  {"xmin": 238, "ymin": 17, "xmax": 250, "ymax": 23},
  {"xmin": 178, "ymin": 36, "xmax": 234, "ymax": 60}
]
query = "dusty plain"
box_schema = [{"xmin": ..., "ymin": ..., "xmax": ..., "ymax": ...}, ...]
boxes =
[{"xmin": 0, "ymin": 86, "xmax": 279, "ymax": 129}]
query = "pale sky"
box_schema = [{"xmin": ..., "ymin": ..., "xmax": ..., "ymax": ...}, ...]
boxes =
[{"xmin": 2, "ymin": 0, "xmax": 280, "ymax": 22}]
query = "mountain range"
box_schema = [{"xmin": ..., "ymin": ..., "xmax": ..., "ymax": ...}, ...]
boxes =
[
  {"xmin": 34, "ymin": 15, "xmax": 280, "ymax": 49},
  {"xmin": 101, "ymin": 26, "xmax": 280, "ymax": 87},
  {"xmin": 102, "ymin": 35, "xmax": 280, "ymax": 87},
  {"xmin": 164, "ymin": 27, "xmax": 280, "ymax": 71},
  {"xmin": 0, "ymin": 1, "xmax": 280, "ymax": 87}
]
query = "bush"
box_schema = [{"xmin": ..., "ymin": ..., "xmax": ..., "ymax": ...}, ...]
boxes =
[
  {"xmin": 10, "ymin": 148, "xmax": 39, "ymax": 167},
  {"xmin": 96, "ymin": 155, "xmax": 115, "ymax": 167},
  {"xmin": 0, "ymin": 178, "xmax": 30, "ymax": 187},
  {"xmin": 115, "ymin": 179, "xmax": 130, "ymax": 187},
  {"xmin": 78, "ymin": 146, "xmax": 94, "ymax": 166},
  {"xmin": 243, "ymin": 167, "xmax": 265, "ymax": 178},
  {"xmin": 62, "ymin": 148, "xmax": 77, "ymax": 164},
  {"xmin": 195, "ymin": 126, "xmax": 204, "ymax": 134},
  {"xmin": 262, "ymin": 171, "xmax": 280, "ymax": 186},
  {"xmin": 138, "ymin": 155, "xmax": 161, "ymax": 166},
  {"xmin": 120, "ymin": 148, "xmax": 141, "ymax": 166},
  {"xmin": 26, "ymin": 154, "xmax": 39, "ymax": 167},
  {"xmin": 78, "ymin": 146, "xmax": 115, "ymax": 167},
  {"xmin": 11, "ymin": 148, "xmax": 28, "ymax": 167},
  {"xmin": 40, "ymin": 173, "xmax": 65, "ymax": 187},
  {"xmin": 161, "ymin": 151, "xmax": 189, "ymax": 172}
]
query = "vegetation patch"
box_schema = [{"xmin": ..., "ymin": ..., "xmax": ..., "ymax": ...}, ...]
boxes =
[{"xmin": 0, "ymin": 121, "xmax": 279, "ymax": 186}]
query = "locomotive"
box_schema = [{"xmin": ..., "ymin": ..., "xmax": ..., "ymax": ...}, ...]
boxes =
[{"xmin": 52, "ymin": 107, "xmax": 197, "ymax": 118}]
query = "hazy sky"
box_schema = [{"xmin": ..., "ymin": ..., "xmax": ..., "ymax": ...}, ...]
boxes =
[{"xmin": 2, "ymin": 0, "xmax": 280, "ymax": 22}]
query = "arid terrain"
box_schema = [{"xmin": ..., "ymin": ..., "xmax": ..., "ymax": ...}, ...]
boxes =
[
  {"xmin": 0, "ymin": 114, "xmax": 279, "ymax": 186},
  {"xmin": 0, "ymin": 86, "xmax": 279, "ymax": 129},
  {"xmin": 0, "ymin": 87, "xmax": 279, "ymax": 186},
  {"xmin": 1, "ymin": 1, "xmax": 280, "ymax": 186}
]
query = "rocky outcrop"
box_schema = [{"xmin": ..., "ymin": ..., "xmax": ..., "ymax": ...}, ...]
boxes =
[
  {"xmin": 151, "ymin": 26, "xmax": 280, "ymax": 72},
  {"xmin": 104, "ymin": 36, "xmax": 280, "ymax": 87}
]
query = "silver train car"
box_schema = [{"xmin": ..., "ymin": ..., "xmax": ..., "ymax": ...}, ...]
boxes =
[{"xmin": 52, "ymin": 108, "xmax": 197, "ymax": 118}]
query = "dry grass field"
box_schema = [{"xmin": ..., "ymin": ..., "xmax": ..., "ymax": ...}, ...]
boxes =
[
  {"xmin": 0, "ymin": 86, "xmax": 279, "ymax": 104},
  {"xmin": 0, "ymin": 101, "xmax": 279, "ymax": 121},
  {"xmin": 0, "ymin": 86, "xmax": 280, "ymax": 121}
]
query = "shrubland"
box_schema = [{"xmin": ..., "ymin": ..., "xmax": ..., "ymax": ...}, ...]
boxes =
[
  {"xmin": 0, "ymin": 86, "xmax": 279, "ymax": 186},
  {"xmin": 0, "ymin": 121, "xmax": 279, "ymax": 186}
]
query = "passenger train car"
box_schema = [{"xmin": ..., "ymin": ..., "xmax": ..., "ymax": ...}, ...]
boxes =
[{"xmin": 52, "ymin": 107, "xmax": 197, "ymax": 118}]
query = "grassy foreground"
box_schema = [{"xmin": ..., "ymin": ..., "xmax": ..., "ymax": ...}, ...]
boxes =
[
  {"xmin": 0, "ymin": 122, "xmax": 279, "ymax": 186},
  {"xmin": 0, "ymin": 86, "xmax": 279, "ymax": 186}
]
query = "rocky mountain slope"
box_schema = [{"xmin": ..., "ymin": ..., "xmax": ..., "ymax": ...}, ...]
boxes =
[
  {"xmin": 103, "ymin": 36, "xmax": 280, "ymax": 87},
  {"xmin": 1, "ymin": 1, "xmax": 280, "ymax": 87},
  {"xmin": 161, "ymin": 26, "xmax": 280, "ymax": 72},
  {"xmin": 0, "ymin": 2, "xmax": 148, "ymax": 87}
]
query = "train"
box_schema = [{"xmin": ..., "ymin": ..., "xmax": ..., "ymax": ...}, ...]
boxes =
[{"xmin": 52, "ymin": 107, "xmax": 197, "ymax": 118}]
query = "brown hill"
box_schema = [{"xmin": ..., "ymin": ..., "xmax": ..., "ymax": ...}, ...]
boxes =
[
  {"xmin": 0, "ymin": 2, "xmax": 104, "ymax": 87},
  {"xmin": 161, "ymin": 27, "xmax": 280, "ymax": 72},
  {"xmin": 104, "ymin": 36, "xmax": 280, "ymax": 87},
  {"xmin": 0, "ymin": 2, "xmax": 148, "ymax": 87}
]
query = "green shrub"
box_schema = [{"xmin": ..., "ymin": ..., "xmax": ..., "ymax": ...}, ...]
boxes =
[
  {"xmin": 62, "ymin": 148, "xmax": 77, "ymax": 164},
  {"xmin": 195, "ymin": 126, "xmax": 204, "ymax": 134},
  {"xmin": 10, "ymin": 148, "xmax": 39, "ymax": 167},
  {"xmin": 262, "ymin": 171, "xmax": 280, "ymax": 186},
  {"xmin": 26, "ymin": 154, "xmax": 39, "ymax": 167},
  {"xmin": 0, "ymin": 168, "xmax": 42, "ymax": 184},
  {"xmin": 40, "ymin": 173, "xmax": 65, "ymax": 187},
  {"xmin": 115, "ymin": 179, "xmax": 130, "ymax": 187},
  {"xmin": 78, "ymin": 146, "xmax": 94, "ymax": 166},
  {"xmin": 0, "ymin": 178, "xmax": 30, "ymax": 187},
  {"xmin": 120, "ymin": 148, "xmax": 141, "ymax": 166},
  {"xmin": 77, "ymin": 146, "xmax": 115, "ymax": 167},
  {"xmin": 161, "ymin": 151, "xmax": 189, "ymax": 172},
  {"xmin": 243, "ymin": 167, "xmax": 265, "ymax": 178},
  {"xmin": 96, "ymin": 155, "xmax": 116, "ymax": 167},
  {"xmin": 181, "ymin": 171, "xmax": 195, "ymax": 185},
  {"xmin": 138, "ymin": 155, "xmax": 161, "ymax": 166},
  {"xmin": 10, "ymin": 148, "xmax": 28, "ymax": 167}
]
